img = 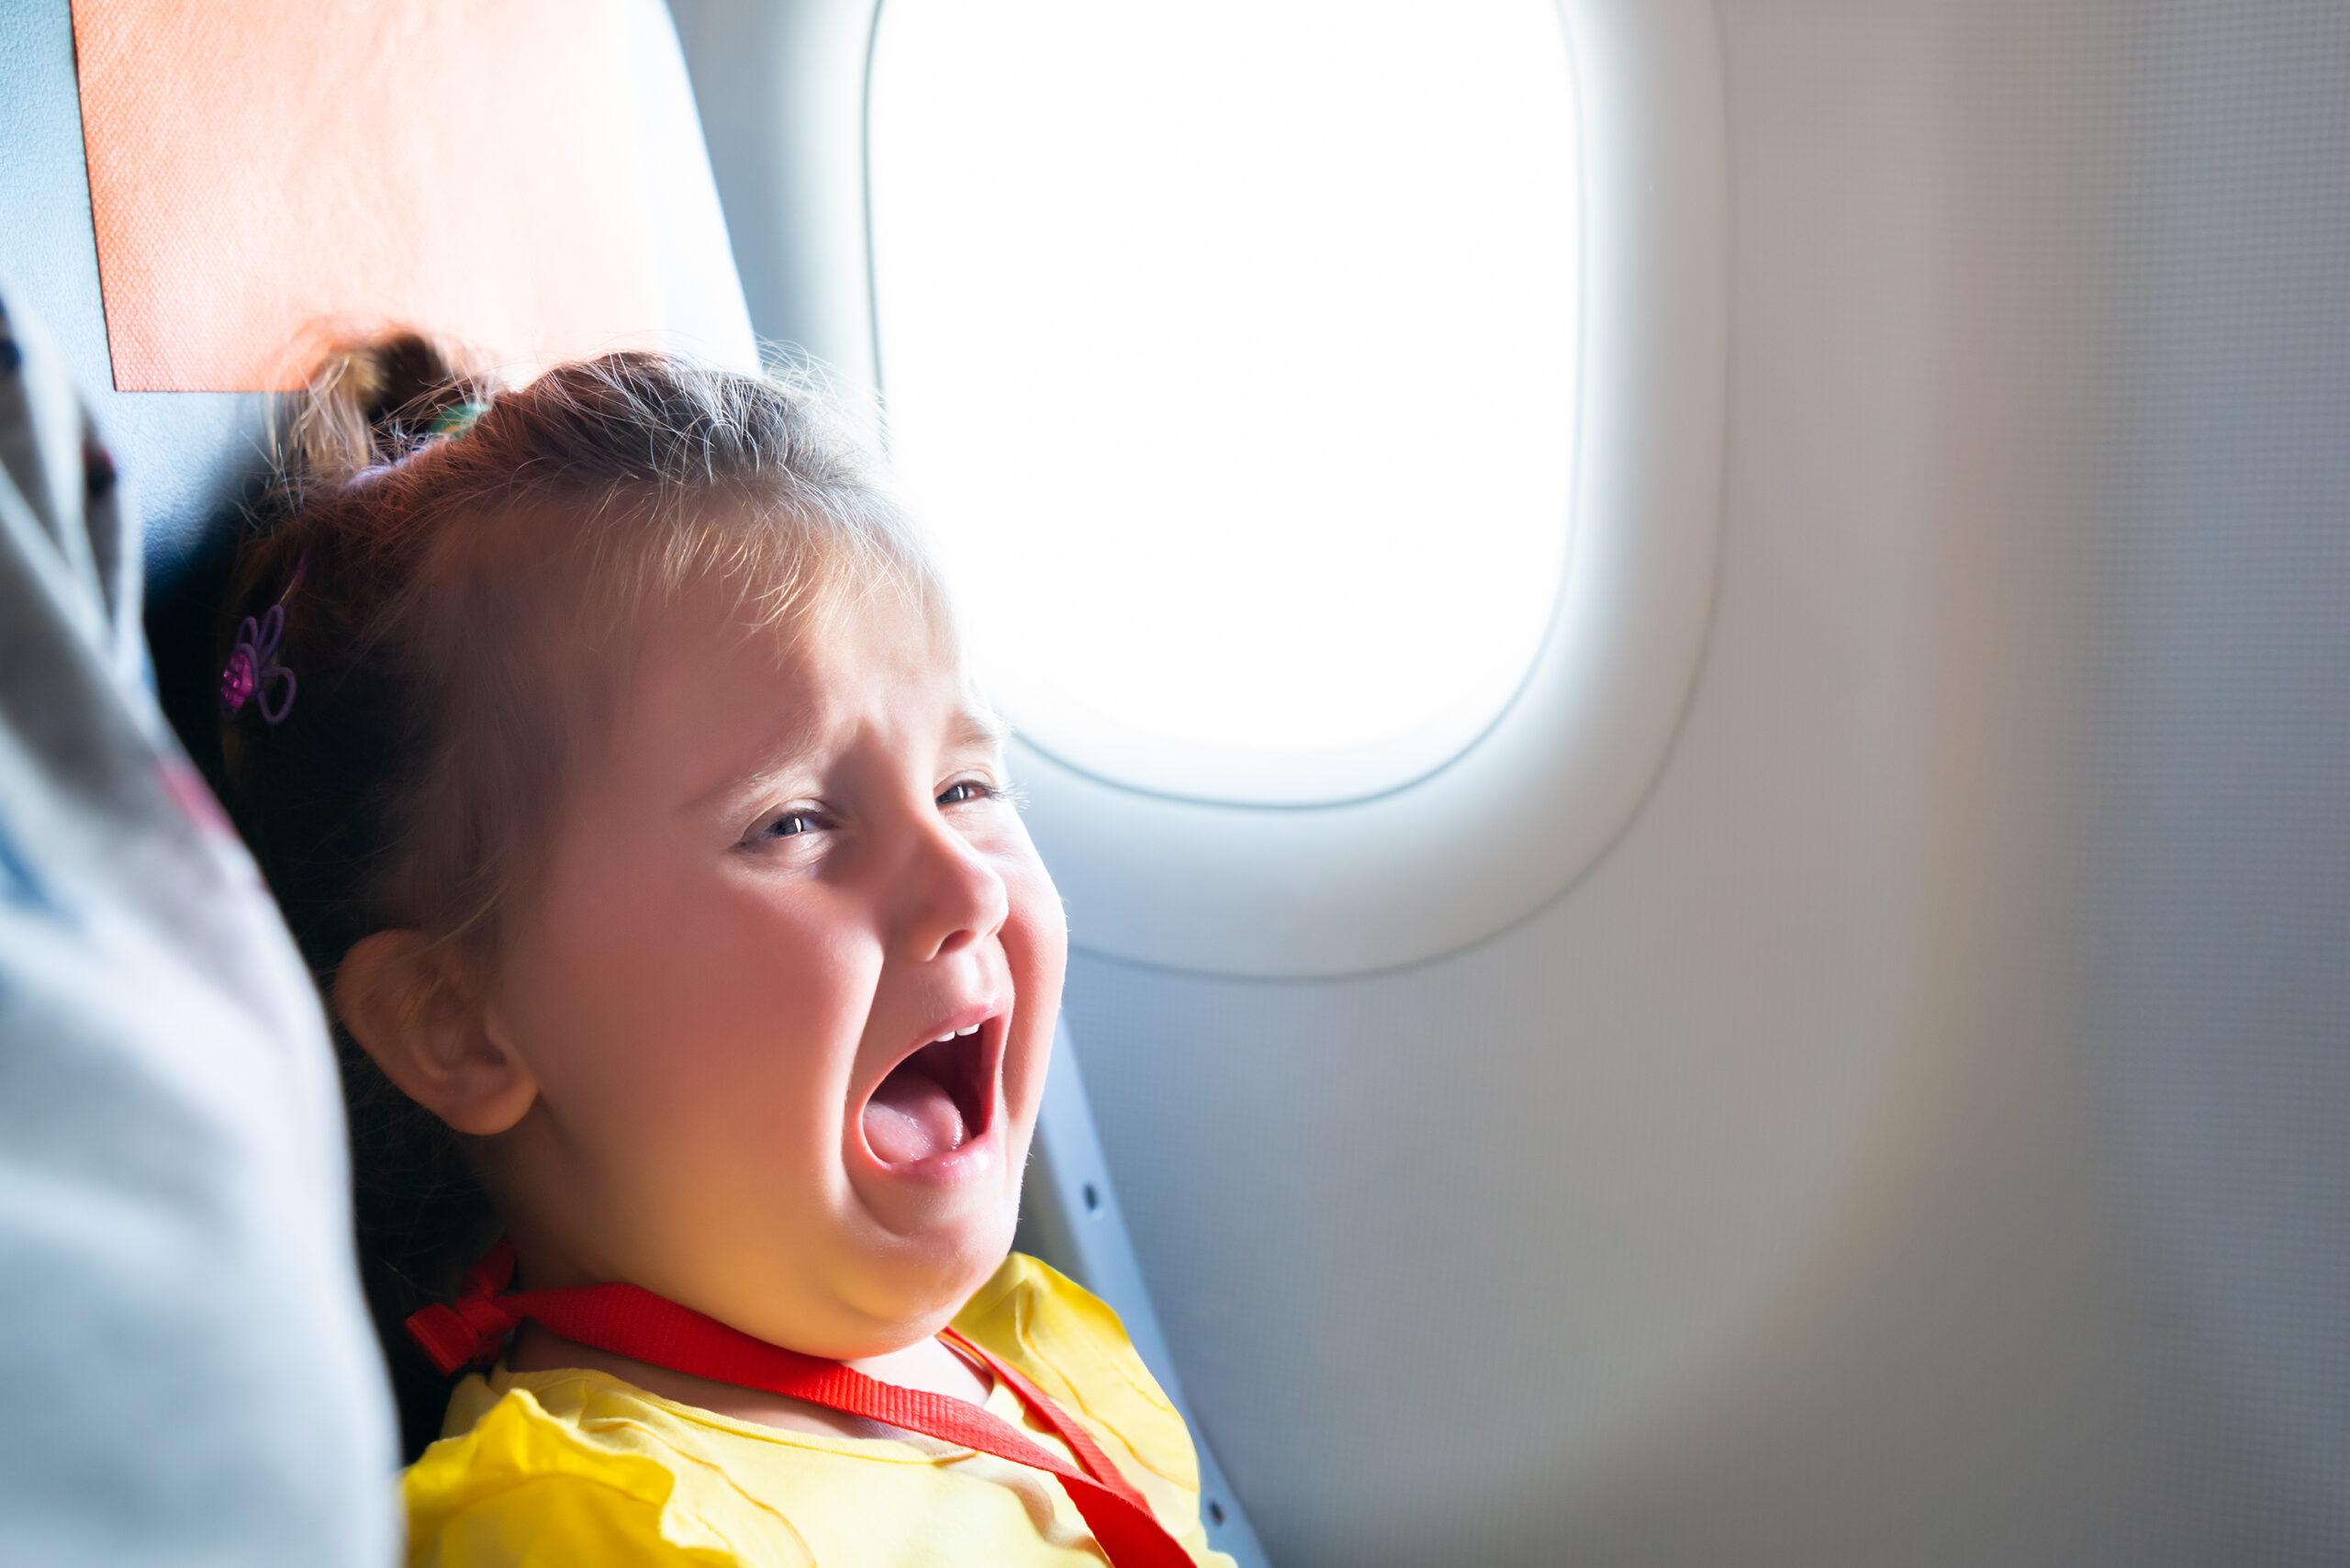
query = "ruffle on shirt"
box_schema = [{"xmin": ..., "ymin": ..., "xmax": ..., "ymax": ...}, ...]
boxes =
[
  {"xmin": 404, "ymin": 1383, "xmax": 797, "ymax": 1567},
  {"xmin": 957, "ymin": 1257, "xmax": 1199, "ymax": 1504}
]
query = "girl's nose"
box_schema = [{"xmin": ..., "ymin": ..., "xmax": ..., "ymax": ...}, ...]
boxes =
[{"xmin": 900, "ymin": 812, "xmax": 1011, "ymax": 962}]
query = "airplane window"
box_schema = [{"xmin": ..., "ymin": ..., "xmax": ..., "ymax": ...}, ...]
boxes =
[{"xmin": 868, "ymin": 0, "xmax": 1578, "ymax": 806}]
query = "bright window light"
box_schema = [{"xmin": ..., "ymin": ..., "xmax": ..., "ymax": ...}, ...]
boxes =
[{"xmin": 869, "ymin": 0, "xmax": 1578, "ymax": 805}]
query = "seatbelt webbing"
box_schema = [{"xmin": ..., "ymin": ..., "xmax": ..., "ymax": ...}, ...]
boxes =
[{"xmin": 408, "ymin": 1239, "xmax": 1195, "ymax": 1568}]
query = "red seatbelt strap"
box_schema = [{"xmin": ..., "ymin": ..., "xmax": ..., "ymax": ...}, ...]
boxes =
[{"xmin": 408, "ymin": 1240, "xmax": 1196, "ymax": 1568}]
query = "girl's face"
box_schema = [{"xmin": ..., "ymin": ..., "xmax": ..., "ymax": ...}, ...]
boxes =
[{"xmin": 479, "ymin": 583, "xmax": 1066, "ymax": 1361}]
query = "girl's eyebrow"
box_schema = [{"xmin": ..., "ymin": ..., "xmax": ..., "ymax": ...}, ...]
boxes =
[
  {"xmin": 947, "ymin": 705, "xmax": 1013, "ymax": 754},
  {"xmin": 685, "ymin": 707, "xmax": 1010, "ymax": 815},
  {"xmin": 683, "ymin": 724, "xmax": 826, "ymax": 815}
]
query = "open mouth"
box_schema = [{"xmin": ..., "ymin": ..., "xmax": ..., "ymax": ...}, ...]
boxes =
[{"xmin": 861, "ymin": 1018, "xmax": 997, "ymax": 1168}]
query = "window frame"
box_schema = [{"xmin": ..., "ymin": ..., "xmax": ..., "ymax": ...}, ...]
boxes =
[{"xmin": 861, "ymin": 0, "xmax": 1727, "ymax": 978}]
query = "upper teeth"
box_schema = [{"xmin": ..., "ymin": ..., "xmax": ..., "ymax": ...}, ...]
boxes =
[{"xmin": 934, "ymin": 1025, "xmax": 981, "ymax": 1044}]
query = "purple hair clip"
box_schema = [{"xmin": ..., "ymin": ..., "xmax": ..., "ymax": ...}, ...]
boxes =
[{"xmin": 219, "ymin": 552, "xmax": 308, "ymax": 725}]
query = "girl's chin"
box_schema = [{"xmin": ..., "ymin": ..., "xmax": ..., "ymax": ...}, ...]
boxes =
[
  {"xmin": 702, "ymin": 1223, "xmax": 1015, "ymax": 1363},
  {"xmin": 840, "ymin": 1194, "xmax": 1022, "ymax": 1306},
  {"xmin": 849, "ymin": 1191, "xmax": 1020, "ymax": 1276}
]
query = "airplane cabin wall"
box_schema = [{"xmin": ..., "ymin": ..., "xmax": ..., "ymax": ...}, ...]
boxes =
[
  {"xmin": 1049, "ymin": 2, "xmax": 2350, "ymax": 1563},
  {"xmin": 669, "ymin": 0, "xmax": 2350, "ymax": 1561}
]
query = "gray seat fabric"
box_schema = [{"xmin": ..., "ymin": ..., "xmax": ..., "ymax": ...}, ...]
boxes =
[
  {"xmin": 0, "ymin": 291, "xmax": 397, "ymax": 1565},
  {"xmin": 0, "ymin": 8, "xmax": 279, "ymax": 570},
  {"xmin": 1, "ymin": 12, "xmax": 398, "ymax": 1563},
  {"xmin": 0, "ymin": 4, "xmax": 275, "ymax": 800}
]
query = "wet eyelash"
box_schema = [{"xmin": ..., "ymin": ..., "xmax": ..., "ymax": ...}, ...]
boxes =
[{"xmin": 938, "ymin": 779, "xmax": 1024, "ymax": 810}]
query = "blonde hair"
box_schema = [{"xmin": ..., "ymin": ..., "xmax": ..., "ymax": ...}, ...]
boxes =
[{"xmin": 213, "ymin": 334, "xmax": 943, "ymax": 1453}]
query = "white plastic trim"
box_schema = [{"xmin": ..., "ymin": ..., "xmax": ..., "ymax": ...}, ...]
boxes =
[
  {"xmin": 996, "ymin": 0, "xmax": 1728, "ymax": 977},
  {"xmin": 697, "ymin": 0, "xmax": 1721, "ymax": 977}
]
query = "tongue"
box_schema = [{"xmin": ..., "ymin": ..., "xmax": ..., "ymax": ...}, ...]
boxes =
[{"xmin": 864, "ymin": 1058, "xmax": 968, "ymax": 1165}]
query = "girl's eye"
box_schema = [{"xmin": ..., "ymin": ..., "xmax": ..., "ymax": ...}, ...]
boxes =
[
  {"xmin": 937, "ymin": 780, "xmax": 996, "ymax": 807},
  {"xmin": 764, "ymin": 812, "xmax": 820, "ymax": 839}
]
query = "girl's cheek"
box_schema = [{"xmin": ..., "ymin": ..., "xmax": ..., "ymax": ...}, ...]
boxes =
[{"xmin": 1015, "ymin": 857, "xmax": 1069, "ymax": 946}]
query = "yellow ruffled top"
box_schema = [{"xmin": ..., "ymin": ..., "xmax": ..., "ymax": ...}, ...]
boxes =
[{"xmin": 402, "ymin": 1253, "xmax": 1234, "ymax": 1566}]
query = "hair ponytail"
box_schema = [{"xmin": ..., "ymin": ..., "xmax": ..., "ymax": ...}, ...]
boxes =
[{"xmin": 272, "ymin": 332, "xmax": 487, "ymax": 498}]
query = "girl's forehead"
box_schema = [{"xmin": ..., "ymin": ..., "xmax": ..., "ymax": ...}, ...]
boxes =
[
  {"xmin": 754, "ymin": 592, "xmax": 965, "ymax": 706},
  {"xmin": 634, "ymin": 587, "xmax": 994, "ymax": 757}
]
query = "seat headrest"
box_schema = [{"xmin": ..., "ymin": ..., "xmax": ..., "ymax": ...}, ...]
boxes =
[{"xmin": 2, "ymin": 0, "xmax": 755, "ymax": 580}]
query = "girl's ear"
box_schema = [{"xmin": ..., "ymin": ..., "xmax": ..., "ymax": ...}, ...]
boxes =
[{"xmin": 334, "ymin": 931, "xmax": 539, "ymax": 1137}]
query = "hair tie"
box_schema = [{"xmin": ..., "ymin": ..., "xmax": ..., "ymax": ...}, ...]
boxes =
[
  {"xmin": 220, "ymin": 551, "xmax": 308, "ymax": 725},
  {"xmin": 429, "ymin": 398, "xmax": 487, "ymax": 439},
  {"xmin": 344, "ymin": 400, "xmax": 487, "ymax": 489}
]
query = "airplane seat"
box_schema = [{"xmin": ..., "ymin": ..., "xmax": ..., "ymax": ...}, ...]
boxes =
[
  {"xmin": 0, "ymin": 4, "xmax": 270, "ymax": 688},
  {"xmin": 0, "ymin": 3, "xmax": 1262, "ymax": 1562},
  {"xmin": 0, "ymin": 9, "xmax": 390, "ymax": 1559}
]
